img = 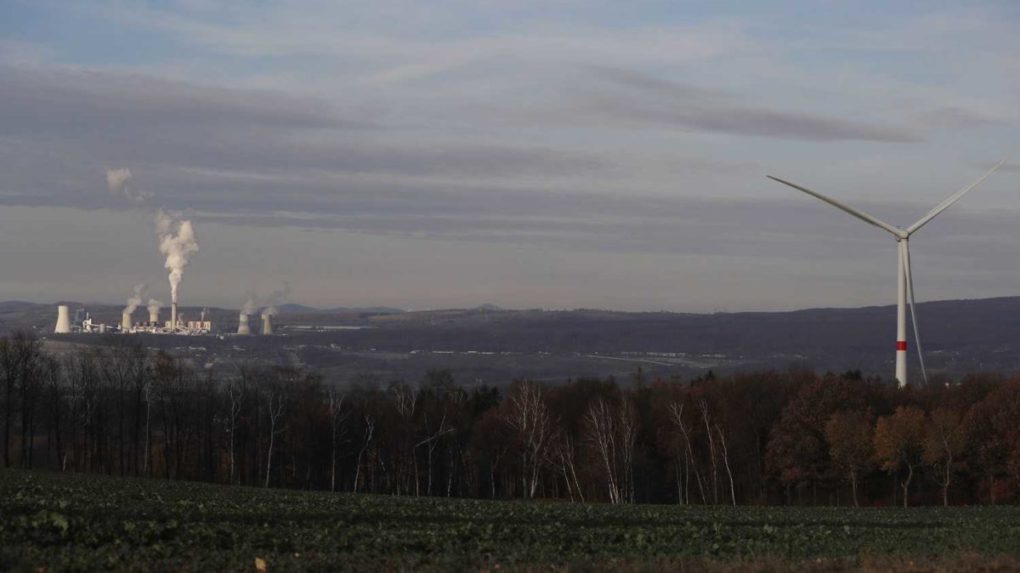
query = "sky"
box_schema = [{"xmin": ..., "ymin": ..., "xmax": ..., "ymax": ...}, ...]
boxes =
[{"xmin": 1, "ymin": 0, "xmax": 1019, "ymax": 312}]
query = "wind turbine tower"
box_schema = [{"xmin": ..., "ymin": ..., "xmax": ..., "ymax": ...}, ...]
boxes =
[{"xmin": 768, "ymin": 154, "xmax": 1014, "ymax": 387}]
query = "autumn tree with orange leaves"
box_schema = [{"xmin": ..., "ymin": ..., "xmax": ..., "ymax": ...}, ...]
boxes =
[
  {"xmin": 874, "ymin": 406, "xmax": 926, "ymax": 507},
  {"xmin": 825, "ymin": 410, "xmax": 873, "ymax": 507}
]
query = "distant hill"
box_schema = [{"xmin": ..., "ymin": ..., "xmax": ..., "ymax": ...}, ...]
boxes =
[
  {"xmin": 0, "ymin": 301, "xmax": 41, "ymax": 313},
  {"xmin": 277, "ymin": 303, "xmax": 404, "ymax": 315},
  {"xmin": 3, "ymin": 297, "xmax": 1020, "ymax": 378},
  {"xmin": 307, "ymin": 297, "xmax": 1020, "ymax": 377}
]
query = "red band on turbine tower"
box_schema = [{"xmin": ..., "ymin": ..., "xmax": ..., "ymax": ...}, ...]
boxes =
[{"xmin": 896, "ymin": 340, "xmax": 907, "ymax": 351}]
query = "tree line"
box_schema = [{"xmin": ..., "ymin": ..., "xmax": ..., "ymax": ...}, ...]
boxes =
[{"xmin": 2, "ymin": 331, "xmax": 1020, "ymax": 507}]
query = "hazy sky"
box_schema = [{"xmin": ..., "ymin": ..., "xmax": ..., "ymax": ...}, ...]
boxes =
[{"xmin": 1, "ymin": 1, "xmax": 1019, "ymax": 312}]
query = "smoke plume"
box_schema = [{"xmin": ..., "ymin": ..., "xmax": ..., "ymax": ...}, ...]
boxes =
[
  {"xmin": 147, "ymin": 298, "xmax": 163, "ymax": 316},
  {"xmin": 261, "ymin": 282, "xmax": 292, "ymax": 319},
  {"xmin": 106, "ymin": 168, "xmax": 153, "ymax": 203},
  {"xmin": 123, "ymin": 283, "xmax": 148, "ymax": 315},
  {"xmin": 241, "ymin": 292, "xmax": 257, "ymax": 316},
  {"xmin": 155, "ymin": 209, "xmax": 199, "ymax": 304}
]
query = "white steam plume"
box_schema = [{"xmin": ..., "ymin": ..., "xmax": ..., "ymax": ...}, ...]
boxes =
[
  {"xmin": 155, "ymin": 209, "xmax": 199, "ymax": 305},
  {"xmin": 123, "ymin": 283, "xmax": 148, "ymax": 315},
  {"xmin": 147, "ymin": 298, "xmax": 163, "ymax": 315},
  {"xmin": 106, "ymin": 168, "xmax": 153, "ymax": 203},
  {"xmin": 241, "ymin": 292, "xmax": 257, "ymax": 316},
  {"xmin": 261, "ymin": 282, "xmax": 292, "ymax": 319}
]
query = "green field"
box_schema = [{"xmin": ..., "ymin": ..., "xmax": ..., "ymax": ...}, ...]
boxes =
[{"xmin": 3, "ymin": 470, "xmax": 1020, "ymax": 571}]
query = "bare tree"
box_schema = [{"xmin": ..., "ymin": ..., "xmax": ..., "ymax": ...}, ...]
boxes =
[
  {"xmin": 416, "ymin": 411, "xmax": 453, "ymax": 496},
  {"xmin": 584, "ymin": 398, "xmax": 620, "ymax": 503},
  {"xmin": 225, "ymin": 375, "xmax": 246, "ymax": 484},
  {"xmin": 327, "ymin": 387, "xmax": 349, "ymax": 492},
  {"xmin": 716, "ymin": 424, "xmax": 737, "ymax": 506},
  {"xmin": 263, "ymin": 383, "xmax": 286, "ymax": 488},
  {"xmin": 391, "ymin": 384, "xmax": 417, "ymax": 495},
  {"xmin": 502, "ymin": 381, "xmax": 552, "ymax": 499},
  {"xmin": 698, "ymin": 399, "xmax": 719, "ymax": 504},
  {"xmin": 669, "ymin": 401, "xmax": 706, "ymax": 504},
  {"xmin": 142, "ymin": 379, "xmax": 153, "ymax": 476},
  {"xmin": 548, "ymin": 429, "xmax": 585, "ymax": 503},
  {"xmin": 0, "ymin": 333, "xmax": 43, "ymax": 468},
  {"xmin": 65, "ymin": 350, "xmax": 99, "ymax": 472},
  {"xmin": 618, "ymin": 396, "xmax": 638, "ymax": 503},
  {"xmin": 97, "ymin": 342, "xmax": 145, "ymax": 476},
  {"xmin": 353, "ymin": 414, "xmax": 375, "ymax": 494}
]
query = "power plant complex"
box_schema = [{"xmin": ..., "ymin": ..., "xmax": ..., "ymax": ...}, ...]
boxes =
[
  {"xmin": 55, "ymin": 304, "xmax": 214, "ymax": 335},
  {"xmin": 47, "ymin": 170, "xmax": 282, "ymax": 338},
  {"xmin": 53, "ymin": 304, "xmax": 274, "ymax": 336}
]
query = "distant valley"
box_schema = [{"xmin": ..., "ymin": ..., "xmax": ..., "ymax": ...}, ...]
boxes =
[{"xmin": 3, "ymin": 297, "xmax": 1019, "ymax": 386}]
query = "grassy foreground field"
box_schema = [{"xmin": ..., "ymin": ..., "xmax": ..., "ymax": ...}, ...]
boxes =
[{"xmin": 3, "ymin": 470, "xmax": 1020, "ymax": 571}]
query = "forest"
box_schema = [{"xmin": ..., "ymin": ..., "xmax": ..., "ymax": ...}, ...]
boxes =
[{"xmin": 2, "ymin": 331, "xmax": 1019, "ymax": 507}]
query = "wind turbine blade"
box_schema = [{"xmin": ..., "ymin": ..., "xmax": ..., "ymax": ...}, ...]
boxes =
[
  {"xmin": 766, "ymin": 175, "xmax": 902, "ymax": 237},
  {"xmin": 906, "ymin": 152, "xmax": 1018, "ymax": 236},
  {"xmin": 904, "ymin": 241, "xmax": 928, "ymax": 385}
]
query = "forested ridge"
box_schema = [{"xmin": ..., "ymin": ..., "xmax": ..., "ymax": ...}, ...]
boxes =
[{"xmin": 2, "ymin": 331, "xmax": 1019, "ymax": 507}]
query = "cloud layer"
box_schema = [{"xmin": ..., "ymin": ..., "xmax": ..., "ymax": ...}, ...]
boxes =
[{"xmin": 0, "ymin": 1, "xmax": 1018, "ymax": 309}]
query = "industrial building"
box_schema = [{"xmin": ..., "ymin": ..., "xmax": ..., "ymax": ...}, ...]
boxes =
[{"xmin": 55, "ymin": 305, "xmax": 216, "ymax": 335}]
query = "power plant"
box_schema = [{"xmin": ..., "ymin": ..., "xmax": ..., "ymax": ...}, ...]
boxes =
[
  {"xmin": 54, "ymin": 305, "xmax": 71, "ymax": 334},
  {"xmin": 237, "ymin": 313, "xmax": 251, "ymax": 335},
  {"xmin": 46, "ymin": 172, "xmax": 285, "ymax": 337},
  {"xmin": 52, "ymin": 297, "xmax": 287, "ymax": 338},
  {"xmin": 56, "ymin": 303, "xmax": 217, "ymax": 335}
]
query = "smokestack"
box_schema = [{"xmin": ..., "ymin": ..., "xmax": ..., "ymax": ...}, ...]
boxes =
[
  {"xmin": 262, "ymin": 314, "xmax": 273, "ymax": 335},
  {"xmin": 121, "ymin": 312, "xmax": 132, "ymax": 331},
  {"xmin": 55, "ymin": 305, "xmax": 71, "ymax": 334},
  {"xmin": 156, "ymin": 210, "xmax": 198, "ymax": 327},
  {"xmin": 237, "ymin": 314, "xmax": 251, "ymax": 335}
]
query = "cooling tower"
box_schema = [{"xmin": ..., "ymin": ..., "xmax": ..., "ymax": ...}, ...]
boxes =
[
  {"xmin": 262, "ymin": 314, "xmax": 273, "ymax": 335},
  {"xmin": 237, "ymin": 314, "xmax": 251, "ymax": 335},
  {"xmin": 121, "ymin": 312, "xmax": 132, "ymax": 331},
  {"xmin": 149, "ymin": 307, "xmax": 159, "ymax": 324},
  {"xmin": 54, "ymin": 305, "xmax": 71, "ymax": 334}
]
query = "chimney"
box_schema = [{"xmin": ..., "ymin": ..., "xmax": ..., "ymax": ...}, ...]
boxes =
[
  {"xmin": 262, "ymin": 314, "xmax": 273, "ymax": 335},
  {"xmin": 55, "ymin": 305, "xmax": 71, "ymax": 334},
  {"xmin": 149, "ymin": 307, "xmax": 159, "ymax": 324},
  {"xmin": 121, "ymin": 312, "xmax": 132, "ymax": 332},
  {"xmin": 237, "ymin": 314, "xmax": 251, "ymax": 335},
  {"xmin": 171, "ymin": 301, "xmax": 178, "ymax": 331}
]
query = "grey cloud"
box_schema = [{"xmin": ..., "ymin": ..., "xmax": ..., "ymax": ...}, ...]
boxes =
[
  {"xmin": 561, "ymin": 66, "xmax": 922, "ymax": 143},
  {"xmin": 0, "ymin": 66, "xmax": 363, "ymax": 134},
  {"xmin": 2, "ymin": 63, "xmax": 1013, "ymax": 270},
  {"xmin": 916, "ymin": 107, "xmax": 1001, "ymax": 130},
  {"xmin": 169, "ymin": 174, "xmax": 1020, "ymax": 263},
  {"xmin": 0, "ymin": 65, "xmax": 610, "ymax": 213}
]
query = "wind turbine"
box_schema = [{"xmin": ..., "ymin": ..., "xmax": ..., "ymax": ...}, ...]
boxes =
[{"xmin": 767, "ymin": 154, "xmax": 1014, "ymax": 387}]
